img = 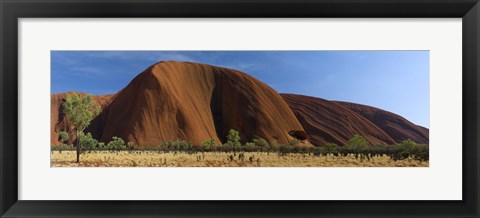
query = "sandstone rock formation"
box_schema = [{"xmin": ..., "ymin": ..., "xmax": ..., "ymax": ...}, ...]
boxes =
[
  {"xmin": 52, "ymin": 61, "xmax": 309, "ymax": 147},
  {"xmin": 335, "ymin": 101, "xmax": 429, "ymax": 144},
  {"xmin": 281, "ymin": 94, "xmax": 396, "ymax": 146},
  {"xmin": 51, "ymin": 61, "xmax": 428, "ymax": 147}
]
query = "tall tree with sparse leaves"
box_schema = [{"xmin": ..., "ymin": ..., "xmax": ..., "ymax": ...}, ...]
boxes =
[{"xmin": 63, "ymin": 93, "xmax": 100, "ymax": 163}]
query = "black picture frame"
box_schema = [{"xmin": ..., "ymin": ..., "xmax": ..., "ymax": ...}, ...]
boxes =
[{"xmin": 1, "ymin": 0, "xmax": 479, "ymax": 217}]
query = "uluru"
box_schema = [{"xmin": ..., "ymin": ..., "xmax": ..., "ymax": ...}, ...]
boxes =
[
  {"xmin": 52, "ymin": 61, "xmax": 309, "ymax": 147},
  {"xmin": 281, "ymin": 94, "xmax": 428, "ymax": 146},
  {"xmin": 51, "ymin": 61, "xmax": 428, "ymax": 147},
  {"xmin": 334, "ymin": 101, "xmax": 429, "ymax": 144},
  {"xmin": 281, "ymin": 94, "xmax": 396, "ymax": 146}
]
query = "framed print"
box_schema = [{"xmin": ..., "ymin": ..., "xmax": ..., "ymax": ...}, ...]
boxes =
[{"xmin": 1, "ymin": 0, "xmax": 479, "ymax": 217}]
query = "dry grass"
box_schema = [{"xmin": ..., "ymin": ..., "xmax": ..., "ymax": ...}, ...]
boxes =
[{"xmin": 51, "ymin": 151, "xmax": 428, "ymax": 167}]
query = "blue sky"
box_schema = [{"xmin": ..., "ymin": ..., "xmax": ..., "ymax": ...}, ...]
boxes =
[{"xmin": 51, "ymin": 51, "xmax": 429, "ymax": 128}]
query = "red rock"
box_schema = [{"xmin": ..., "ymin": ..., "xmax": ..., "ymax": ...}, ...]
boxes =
[
  {"xmin": 52, "ymin": 61, "xmax": 309, "ymax": 147},
  {"xmin": 51, "ymin": 61, "xmax": 428, "ymax": 148},
  {"xmin": 335, "ymin": 101, "xmax": 429, "ymax": 144},
  {"xmin": 281, "ymin": 94, "xmax": 397, "ymax": 146}
]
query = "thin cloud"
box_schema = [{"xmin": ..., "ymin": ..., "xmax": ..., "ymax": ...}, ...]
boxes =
[{"xmin": 67, "ymin": 66, "xmax": 106, "ymax": 78}]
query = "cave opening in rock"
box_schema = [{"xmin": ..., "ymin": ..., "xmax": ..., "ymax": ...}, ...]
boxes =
[{"xmin": 288, "ymin": 130, "xmax": 308, "ymax": 141}]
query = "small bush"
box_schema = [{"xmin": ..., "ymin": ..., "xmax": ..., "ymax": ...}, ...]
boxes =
[
  {"xmin": 399, "ymin": 139, "xmax": 417, "ymax": 151},
  {"xmin": 98, "ymin": 142, "xmax": 106, "ymax": 149},
  {"xmin": 253, "ymin": 138, "xmax": 269, "ymax": 148},
  {"xmin": 227, "ymin": 129, "xmax": 241, "ymax": 148},
  {"xmin": 78, "ymin": 132, "xmax": 98, "ymax": 150},
  {"xmin": 289, "ymin": 139, "xmax": 300, "ymax": 146},
  {"xmin": 269, "ymin": 140, "xmax": 280, "ymax": 151},
  {"xmin": 127, "ymin": 142, "xmax": 134, "ymax": 150},
  {"xmin": 202, "ymin": 138, "xmax": 216, "ymax": 151},
  {"xmin": 279, "ymin": 144, "xmax": 294, "ymax": 155},
  {"xmin": 107, "ymin": 136, "xmax": 126, "ymax": 150},
  {"xmin": 170, "ymin": 140, "xmax": 193, "ymax": 150},
  {"xmin": 51, "ymin": 144, "xmax": 74, "ymax": 151},
  {"xmin": 323, "ymin": 143, "xmax": 338, "ymax": 154}
]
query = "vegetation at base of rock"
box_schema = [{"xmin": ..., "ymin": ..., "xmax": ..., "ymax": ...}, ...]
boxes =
[
  {"xmin": 106, "ymin": 136, "xmax": 126, "ymax": 150},
  {"xmin": 252, "ymin": 138, "xmax": 269, "ymax": 148},
  {"xmin": 201, "ymin": 138, "xmax": 216, "ymax": 151},
  {"xmin": 226, "ymin": 129, "xmax": 241, "ymax": 148},
  {"xmin": 52, "ymin": 133, "xmax": 429, "ymax": 162},
  {"xmin": 52, "ymin": 129, "xmax": 428, "ymax": 162},
  {"xmin": 78, "ymin": 132, "xmax": 98, "ymax": 150}
]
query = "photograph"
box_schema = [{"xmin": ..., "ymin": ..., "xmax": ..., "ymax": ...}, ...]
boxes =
[{"xmin": 50, "ymin": 51, "xmax": 429, "ymax": 167}]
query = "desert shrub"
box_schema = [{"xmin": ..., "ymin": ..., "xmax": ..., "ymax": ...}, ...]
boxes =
[
  {"xmin": 347, "ymin": 135, "xmax": 369, "ymax": 154},
  {"xmin": 323, "ymin": 143, "xmax": 338, "ymax": 154},
  {"xmin": 126, "ymin": 142, "xmax": 134, "ymax": 150},
  {"xmin": 107, "ymin": 136, "xmax": 126, "ymax": 150},
  {"xmin": 202, "ymin": 138, "xmax": 216, "ymax": 151},
  {"xmin": 411, "ymin": 144, "xmax": 429, "ymax": 161},
  {"xmin": 269, "ymin": 140, "xmax": 280, "ymax": 151},
  {"xmin": 289, "ymin": 139, "xmax": 300, "ymax": 146},
  {"xmin": 278, "ymin": 144, "xmax": 294, "ymax": 155},
  {"xmin": 227, "ymin": 129, "xmax": 241, "ymax": 148},
  {"xmin": 293, "ymin": 144, "xmax": 308, "ymax": 153},
  {"xmin": 77, "ymin": 132, "xmax": 98, "ymax": 150},
  {"xmin": 51, "ymin": 144, "xmax": 75, "ymax": 151},
  {"xmin": 371, "ymin": 144, "xmax": 387, "ymax": 156},
  {"xmin": 157, "ymin": 141, "xmax": 168, "ymax": 151},
  {"xmin": 243, "ymin": 142, "xmax": 258, "ymax": 152},
  {"xmin": 253, "ymin": 138, "xmax": 269, "ymax": 148},
  {"xmin": 170, "ymin": 140, "xmax": 193, "ymax": 150},
  {"xmin": 388, "ymin": 144, "xmax": 408, "ymax": 161},
  {"xmin": 385, "ymin": 140, "xmax": 425, "ymax": 161},
  {"xmin": 97, "ymin": 142, "xmax": 106, "ymax": 149},
  {"xmin": 399, "ymin": 139, "xmax": 417, "ymax": 151},
  {"xmin": 58, "ymin": 131, "xmax": 69, "ymax": 144},
  {"xmin": 220, "ymin": 143, "xmax": 234, "ymax": 152},
  {"xmin": 395, "ymin": 140, "xmax": 429, "ymax": 161},
  {"xmin": 311, "ymin": 147, "xmax": 322, "ymax": 156}
]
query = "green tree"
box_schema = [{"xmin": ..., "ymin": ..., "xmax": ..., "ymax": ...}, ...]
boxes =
[
  {"xmin": 227, "ymin": 129, "xmax": 241, "ymax": 148},
  {"xmin": 62, "ymin": 93, "xmax": 100, "ymax": 162},
  {"xmin": 347, "ymin": 135, "xmax": 369, "ymax": 154},
  {"xmin": 58, "ymin": 131, "xmax": 69, "ymax": 145}
]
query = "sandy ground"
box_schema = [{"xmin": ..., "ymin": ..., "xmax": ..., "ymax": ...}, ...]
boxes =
[{"xmin": 51, "ymin": 151, "xmax": 428, "ymax": 167}]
